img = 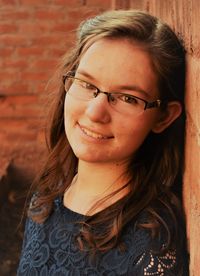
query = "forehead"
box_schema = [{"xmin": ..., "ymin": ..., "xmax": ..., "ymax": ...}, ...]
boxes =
[{"xmin": 77, "ymin": 38, "xmax": 159, "ymax": 98}]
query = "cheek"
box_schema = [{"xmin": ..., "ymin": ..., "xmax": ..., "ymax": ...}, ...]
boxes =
[
  {"xmin": 64, "ymin": 95, "xmax": 80, "ymax": 124},
  {"xmin": 64, "ymin": 95, "xmax": 71, "ymax": 119},
  {"xmin": 64, "ymin": 96, "xmax": 76, "ymax": 138},
  {"xmin": 117, "ymin": 116, "xmax": 156, "ymax": 148}
]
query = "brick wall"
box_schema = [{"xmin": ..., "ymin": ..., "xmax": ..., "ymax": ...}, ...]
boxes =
[
  {"xmin": 0, "ymin": 0, "xmax": 199, "ymax": 274},
  {"xmin": 0, "ymin": 0, "xmax": 112, "ymax": 177}
]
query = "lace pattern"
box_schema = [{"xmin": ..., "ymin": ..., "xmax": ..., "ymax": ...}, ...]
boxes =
[
  {"xmin": 17, "ymin": 197, "xmax": 187, "ymax": 275},
  {"xmin": 136, "ymin": 249, "xmax": 176, "ymax": 275}
]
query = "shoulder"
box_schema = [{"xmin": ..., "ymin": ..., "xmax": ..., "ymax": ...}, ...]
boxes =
[
  {"xmin": 125, "ymin": 206, "xmax": 189, "ymax": 275},
  {"xmin": 130, "ymin": 201, "xmax": 187, "ymax": 251}
]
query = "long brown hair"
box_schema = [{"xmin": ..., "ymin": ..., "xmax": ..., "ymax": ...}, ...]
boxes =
[{"xmin": 28, "ymin": 10, "xmax": 186, "ymax": 253}]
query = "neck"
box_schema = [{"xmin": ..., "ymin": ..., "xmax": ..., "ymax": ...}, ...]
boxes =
[
  {"xmin": 75, "ymin": 160, "xmax": 130, "ymax": 197},
  {"xmin": 63, "ymin": 160, "xmax": 131, "ymax": 215}
]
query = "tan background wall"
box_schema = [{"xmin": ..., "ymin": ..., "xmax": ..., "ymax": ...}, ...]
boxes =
[
  {"xmin": 0, "ymin": 0, "xmax": 199, "ymax": 274},
  {"xmin": 126, "ymin": 1, "xmax": 200, "ymax": 275}
]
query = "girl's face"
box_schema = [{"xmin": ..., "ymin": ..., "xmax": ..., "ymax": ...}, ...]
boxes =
[{"xmin": 64, "ymin": 38, "xmax": 161, "ymax": 165}]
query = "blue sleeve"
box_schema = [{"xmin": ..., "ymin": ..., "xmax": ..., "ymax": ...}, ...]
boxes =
[{"xmin": 126, "ymin": 209, "xmax": 189, "ymax": 275}]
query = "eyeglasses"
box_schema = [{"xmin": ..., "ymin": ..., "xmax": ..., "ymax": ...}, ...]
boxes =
[{"xmin": 63, "ymin": 71, "xmax": 162, "ymax": 116}]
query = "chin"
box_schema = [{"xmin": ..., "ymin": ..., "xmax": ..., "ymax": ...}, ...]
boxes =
[{"xmin": 74, "ymin": 153, "xmax": 105, "ymax": 163}]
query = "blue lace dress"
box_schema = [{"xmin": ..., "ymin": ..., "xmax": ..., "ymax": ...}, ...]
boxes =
[{"xmin": 17, "ymin": 197, "xmax": 189, "ymax": 275}]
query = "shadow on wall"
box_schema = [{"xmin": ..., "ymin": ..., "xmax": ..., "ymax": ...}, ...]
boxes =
[{"xmin": 0, "ymin": 161, "xmax": 33, "ymax": 276}]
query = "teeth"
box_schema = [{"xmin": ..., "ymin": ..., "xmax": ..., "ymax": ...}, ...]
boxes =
[{"xmin": 81, "ymin": 127, "xmax": 108, "ymax": 139}]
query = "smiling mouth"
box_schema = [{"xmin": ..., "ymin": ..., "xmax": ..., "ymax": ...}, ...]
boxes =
[{"xmin": 79, "ymin": 125, "xmax": 113, "ymax": 140}]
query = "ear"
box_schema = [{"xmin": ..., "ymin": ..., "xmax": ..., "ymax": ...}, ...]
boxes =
[{"xmin": 152, "ymin": 101, "xmax": 182, "ymax": 133}]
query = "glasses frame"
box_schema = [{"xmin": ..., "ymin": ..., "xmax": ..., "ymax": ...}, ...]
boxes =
[{"xmin": 62, "ymin": 71, "xmax": 162, "ymax": 111}]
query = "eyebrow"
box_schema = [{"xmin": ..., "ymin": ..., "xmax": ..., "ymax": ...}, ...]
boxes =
[{"xmin": 76, "ymin": 69, "xmax": 150, "ymax": 98}]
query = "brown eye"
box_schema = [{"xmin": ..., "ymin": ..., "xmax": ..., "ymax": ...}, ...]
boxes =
[
  {"xmin": 76, "ymin": 79, "xmax": 97, "ymax": 91},
  {"xmin": 119, "ymin": 94, "xmax": 139, "ymax": 104}
]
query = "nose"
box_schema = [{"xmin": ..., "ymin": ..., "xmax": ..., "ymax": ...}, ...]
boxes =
[{"xmin": 85, "ymin": 93, "xmax": 111, "ymax": 124}]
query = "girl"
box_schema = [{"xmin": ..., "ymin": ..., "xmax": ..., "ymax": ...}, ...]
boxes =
[{"xmin": 17, "ymin": 10, "xmax": 189, "ymax": 275}]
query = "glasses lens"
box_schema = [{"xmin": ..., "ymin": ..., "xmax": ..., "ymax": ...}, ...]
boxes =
[
  {"xmin": 110, "ymin": 94, "xmax": 145, "ymax": 116},
  {"xmin": 65, "ymin": 77, "xmax": 97, "ymax": 101},
  {"xmin": 64, "ymin": 76, "xmax": 146, "ymax": 116}
]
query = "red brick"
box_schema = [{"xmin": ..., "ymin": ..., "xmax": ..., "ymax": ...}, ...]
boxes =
[
  {"xmin": 0, "ymin": 95, "xmax": 43, "ymax": 118},
  {"xmin": 0, "ymin": 1, "xmax": 105, "ymax": 181},
  {"xmin": 1, "ymin": 34, "xmax": 28, "ymax": 46},
  {"xmin": 32, "ymin": 35, "xmax": 66, "ymax": 46},
  {"xmin": 66, "ymin": 9, "xmax": 88, "ymax": 19},
  {"xmin": 31, "ymin": 59, "xmax": 58, "ymax": 71},
  {"xmin": 47, "ymin": 48, "xmax": 66, "ymax": 58},
  {"xmin": 0, "ymin": 24, "xmax": 18, "ymax": 33},
  {"xmin": 0, "ymin": 118, "xmax": 42, "ymax": 132},
  {"xmin": 0, "ymin": 119, "xmax": 42, "ymax": 142},
  {"xmin": 0, "ymin": 123, "xmax": 45, "ymax": 146},
  {"xmin": 4, "ymin": 131, "xmax": 37, "ymax": 142},
  {"xmin": 0, "ymin": 0, "xmax": 17, "ymax": 5},
  {"xmin": 17, "ymin": 47, "xmax": 45, "ymax": 56},
  {"xmin": 3, "ymin": 59, "xmax": 28, "ymax": 69},
  {"xmin": 21, "ymin": 72, "xmax": 50, "ymax": 81},
  {"xmin": 1, "ymin": 94, "xmax": 38, "ymax": 105},
  {"xmin": 53, "ymin": 0, "xmax": 81, "ymax": 5},
  {"xmin": 0, "ymin": 83, "xmax": 30, "ymax": 95},
  {"xmin": 0, "ymin": 48, "xmax": 14, "ymax": 57},
  {"xmin": 0, "ymin": 72, "xmax": 17, "ymax": 82},
  {"xmin": 112, "ymin": 0, "xmax": 130, "ymax": 9},
  {"xmin": 34, "ymin": 83, "xmax": 47, "ymax": 94},
  {"xmin": 86, "ymin": 0, "xmax": 111, "ymax": 8},
  {"xmin": 19, "ymin": 22, "xmax": 50, "ymax": 33},
  {"xmin": 19, "ymin": 0, "xmax": 49, "ymax": 4},
  {"xmin": 34, "ymin": 10, "xmax": 63, "ymax": 20},
  {"xmin": 51, "ymin": 23, "xmax": 78, "ymax": 32},
  {"xmin": 0, "ymin": 9, "xmax": 30, "ymax": 20}
]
